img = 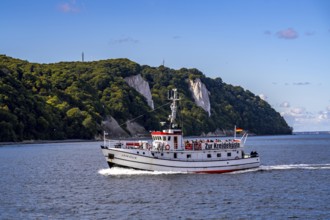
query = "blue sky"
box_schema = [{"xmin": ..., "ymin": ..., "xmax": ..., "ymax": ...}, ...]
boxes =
[{"xmin": 1, "ymin": 0, "xmax": 330, "ymax": 131}]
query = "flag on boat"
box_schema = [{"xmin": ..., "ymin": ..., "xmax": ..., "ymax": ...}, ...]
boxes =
[{"xmin": 236, "ymin": 128, "xmax": 243, "ymax": 132}]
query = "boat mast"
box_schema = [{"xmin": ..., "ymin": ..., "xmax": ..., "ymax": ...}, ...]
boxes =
[{"xmin": 168, "ymin": 88, "xmax": 180, "ymax": 129}]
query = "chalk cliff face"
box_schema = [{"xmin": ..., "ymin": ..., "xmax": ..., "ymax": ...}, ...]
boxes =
[
  {"xmin": 125, "ymin": 74, "xmax": 154, "ymax": 109},
  {"xmin": 189, "ymin": 78, "xmax": 211, "ymax": 116}
]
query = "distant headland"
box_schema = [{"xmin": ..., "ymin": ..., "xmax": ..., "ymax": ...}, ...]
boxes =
[{"xmin": 0, "ymin": 55, "xmax": 292, "ymax": 142}]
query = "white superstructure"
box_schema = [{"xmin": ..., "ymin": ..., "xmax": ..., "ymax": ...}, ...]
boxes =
[{"xmin": 101, "ymin": 89, "xmax": 260, "ymax": 173}]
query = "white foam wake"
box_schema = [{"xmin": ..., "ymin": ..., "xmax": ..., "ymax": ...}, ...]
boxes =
[
  {"xmin": 99, "ymin": 164, "xmax": 330, "ymax": 176},
  {"xmin": 98, "ymin": 167, "xmax": 186, "ymax": 176},
  {"xmin": 230, "ymin": 163, "xmax": 330, "ymax": 174},
  {"xmin": 261, "ymin": 163, "xmax": 330, "ymax": 170}
]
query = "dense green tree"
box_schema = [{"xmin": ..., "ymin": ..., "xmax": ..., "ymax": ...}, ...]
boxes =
[{"xmin": 0, "ymin": 55, "xmax": 291, "ymax": 141}]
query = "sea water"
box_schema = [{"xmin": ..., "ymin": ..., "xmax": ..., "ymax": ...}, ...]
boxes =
[{"xmin": 0, "ymin": 135, "xmax": 329, "ymax": 219}]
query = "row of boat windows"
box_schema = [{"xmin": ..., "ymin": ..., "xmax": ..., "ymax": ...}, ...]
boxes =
[
  {"xmin": 153, "ymin": 136, "xmax": 172, "ymax": 141},
  {"xmin": 188, "ymin": 152, "xmax": 232, "ymax": 158},
  {"xmin": 144, "ymin": 152, "xmax": 236, "ymax": 158}
]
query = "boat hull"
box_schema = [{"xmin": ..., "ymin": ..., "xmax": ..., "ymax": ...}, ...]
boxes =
[{"xmin": 101, "ymin": 147, "xmax": 260, "ymax": 173}]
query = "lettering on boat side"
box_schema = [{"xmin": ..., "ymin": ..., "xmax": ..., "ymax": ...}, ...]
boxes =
[
  {"xmin": 100, "ymin": 88, "xmax": 260, "ymax": 172},
  {"xmin": 121, "ymin": 154, "xmax": 137, "ymax": 160}
]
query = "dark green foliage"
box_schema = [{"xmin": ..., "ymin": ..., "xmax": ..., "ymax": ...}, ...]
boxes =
[
  {"xmin": 202, "ymin": 77, "xmax": 292, "ymax": 135},
  {"xmin": 0, "ymin": 55, "xmax": 291, "ymax": 141}
]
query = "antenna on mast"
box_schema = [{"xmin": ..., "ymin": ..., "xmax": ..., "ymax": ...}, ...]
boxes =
[
  {"xmin": 82, "ymin": 52, "xmax": 84, "ymax": 62},
  {"xmin": 168, "ymin": 88, "xmax": 180, "ymax": 128}
]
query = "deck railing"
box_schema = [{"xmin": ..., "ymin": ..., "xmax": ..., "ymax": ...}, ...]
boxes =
[{"xmin": 103, "ymin": 138, "xmax": 243, "ymax": 151}]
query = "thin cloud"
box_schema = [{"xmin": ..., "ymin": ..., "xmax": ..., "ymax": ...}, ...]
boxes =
[
  {"xmin": 281, "ymin": 107, "xmax": 305, "ymax": 128},
  {"xmin": 280, "ymin": 101, "xmax": 290, "ymax": 108},
  {"xmin": 293, "ymin": 82, "xmax": 311, "ymax": 86},
  {"xmin": 173, "ymin": 35, "xmax": 181, "ymax": 40},
  {"xmin": 264, "ymin": 30, "xmax": 272, "ymax": 36},
  {"xmin": 58, "ymin": 1, "xmax": 81, "ymax": 13},
  {"xmin": 110, "ymin": 37, "xmax": 139, "ymax": 44},
  {"xmin": 317, "ymin": 106, "xmax": 330, "ymax": 121},
  {"xmin": 305, "ymin": 31, "xmax": 315, "ymax": 36},
  {"xmin": 276, "ymin": 28, "xmax": 299, "ymax": 40},
  {"xmin": 258, "ymin": 94, "xmax": 267, "ymax": 101},
  {"xmin": 282, "ymin": 106, "xmax": 330, "ymax": 131},
  {"xmin": 291, "ymin": 107, "xmax": 305, "ymax": 115},
  {"xmin": 280, "ymin": 82, "xmax": 311, "ymax": 86},
  {"xmin": 318, "ymin": 111, "xmax": 328, "ymax": 120}
]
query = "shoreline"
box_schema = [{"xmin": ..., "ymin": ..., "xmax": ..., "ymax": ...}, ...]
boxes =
[
  {"xmin": 0, "ymin": 133, "xmax": 297, "ymax": 146},
  {"xmin": 8, "ymin": 132, "xmax": 329, "ymax": 147},
  {"xmin": 0, "ymin": 139, "xmax": 100, "ymax": 146}
]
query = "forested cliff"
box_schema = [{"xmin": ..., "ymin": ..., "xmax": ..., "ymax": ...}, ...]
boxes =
[{"xmin": 0, "ymin": 55, "xmax": 292, "ymax": 141}]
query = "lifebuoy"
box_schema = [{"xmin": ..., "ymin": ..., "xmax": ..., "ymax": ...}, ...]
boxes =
[{"xmin": 165, "ymin": 144, "xmax": 170, "ymax": 150}]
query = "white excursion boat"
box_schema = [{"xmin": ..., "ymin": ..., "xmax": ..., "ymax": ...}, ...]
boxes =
[{"xmin": 100, "ymin": 89, "xmax": 260, "ymax": 173}]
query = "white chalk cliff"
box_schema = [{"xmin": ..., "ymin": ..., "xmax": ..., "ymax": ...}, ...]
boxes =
[
  {"xmin": 189, "ymin": 78, "xmax": 211, "ymax": 116},
  {"xmin": 125, "ymin": 74, "xmax": 154, "ymax": 109}
]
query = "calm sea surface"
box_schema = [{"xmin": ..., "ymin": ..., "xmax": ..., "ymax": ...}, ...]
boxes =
[{"xmin": 0, "ymin": 135, "xmax": 329, "ymax": 219}]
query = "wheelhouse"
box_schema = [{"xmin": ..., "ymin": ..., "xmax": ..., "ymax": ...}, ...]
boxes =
[{"xmin": 151, "ymin": 129, "xmax": 183, "ymax": 151}]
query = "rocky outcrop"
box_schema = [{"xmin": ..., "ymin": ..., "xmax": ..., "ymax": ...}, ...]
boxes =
[
  {"xmin": 126, "ymin": 121, "xmax": 149, "ymax": 137},
  {"xmin": 102, "ymin": 116, "xmax": 129, "ymax": 138},
  {"xmin": 189, "ymin": 78, "xmax": 211, "ymax": 116},
  {"xmin": 205, "ymin": 128, "xmax": 227, "ymax": 137},
  {"xmin": 125, "ymin": 74, "xmax": 154, "ymax": 109},
  {"xmin": 101, "ymin": 116, "xmax": 149, "ymax": 138}
]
